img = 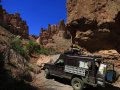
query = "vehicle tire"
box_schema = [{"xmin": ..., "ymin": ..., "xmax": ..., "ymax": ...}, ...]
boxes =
[
  {"xmin": 45, "ymin": 69, "xmax": 51, "ymax": 79},
  {"xmin": 106, "ymin": 70, "xmax": 119, "ymax": 83},
  {"xmin": 71, "ymin": 77, "xmax": 84, "ymax": 90}
]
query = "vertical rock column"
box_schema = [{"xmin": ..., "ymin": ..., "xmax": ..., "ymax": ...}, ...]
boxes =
[
  {"xmin": 0, "ymin": 5, "xmax": 3, "ymax": 25},
  {"xmin": 48, "ymin": 24, "xmax": 51, "ymax": 35}
]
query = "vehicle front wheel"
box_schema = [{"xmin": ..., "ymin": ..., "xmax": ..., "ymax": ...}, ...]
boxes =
[
  {"xmin": 45, "ymin": 69, "xmax": 51, "ymax": 79},
  {"xmin": 71, "ymin": 77, "xmax": 84, "ymax": 90}
]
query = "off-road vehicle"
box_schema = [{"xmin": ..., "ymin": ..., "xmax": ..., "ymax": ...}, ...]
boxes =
[{"xmin": 43, "ymin": 53, "xmax": 119, "ymax": 90}]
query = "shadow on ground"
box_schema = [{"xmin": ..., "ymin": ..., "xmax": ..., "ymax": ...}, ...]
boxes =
[
  {"xmin": 53, "ymin": 76, "xmax": 120, "ymax": 90},
  {"xmin": 0, "ymin": 52, "xmax": 39, "ymax": 90},
  {"xmin": 0, "ymin": 66, "xmax": 39, "ymax": 90}
]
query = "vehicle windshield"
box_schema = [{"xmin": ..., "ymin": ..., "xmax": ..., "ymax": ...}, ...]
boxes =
[
  {"xmin": 50, "ymin": 54, "xmax": 60, "ymax": 64},
  {"xmin": 55, "ymin": 59, "xmax": 65, "ymax": 66}
]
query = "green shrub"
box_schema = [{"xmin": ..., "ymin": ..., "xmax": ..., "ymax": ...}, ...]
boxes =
[
  {"xmin": 11, "ymin": 38, "xmax": 29, "ymax": 60},
  {"xmin": 11, "ymin": 38, "xmax": 58, "ymax": 58},
  {"xmin": 39, "ymin": 48, "xmax": 58, "ymax": 55},
  {"xmin": 26, "ymin": 41, "xmax": 41, "ymax": 56},
  {"xmin": 39, "ymin": 48, "xmax": 49, "ymax": 55}
]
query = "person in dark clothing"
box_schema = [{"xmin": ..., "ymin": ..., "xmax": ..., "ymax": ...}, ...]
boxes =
[{"xmin": 71, "ymin": 41, "xmax": 82, "ymax": 55}]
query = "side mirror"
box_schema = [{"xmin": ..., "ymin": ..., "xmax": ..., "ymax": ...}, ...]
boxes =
[{"xmin": 54, "ymin": 59, "xmax": 64, "ymax": 66}]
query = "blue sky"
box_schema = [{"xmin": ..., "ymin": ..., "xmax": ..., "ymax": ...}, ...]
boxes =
[{"xmin": 1, "ymin": 0, "xmax": 66, "ymax": 35}]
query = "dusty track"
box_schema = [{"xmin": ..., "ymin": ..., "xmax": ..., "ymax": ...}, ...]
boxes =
[
  {"xmin": 32, "ymin": 70, "xmax": 73, "ymax": 90},
  {"xmin": 32, "ymin": 70, "xmax": 120, "ymax": 90}
]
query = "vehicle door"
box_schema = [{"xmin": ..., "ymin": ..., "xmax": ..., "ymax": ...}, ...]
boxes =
[
  {"xmin": 86, "ymin": 60, "xmax": 96, "ymax": 84},
  {"xmin": 96, "ymin": 63, "xmax": 107, "ymax": 87},
  {"xmin": 50, "ymin": 59, "xmax": 65, "ymax": 77},
  {"xmin": 105, "ymin": 63, "xmax": 115, "ymax": 83}
]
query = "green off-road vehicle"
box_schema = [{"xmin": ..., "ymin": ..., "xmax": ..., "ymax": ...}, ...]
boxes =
[{"xmin": 43, "ymin": 53, "xmax": 119, "ymax": 90}]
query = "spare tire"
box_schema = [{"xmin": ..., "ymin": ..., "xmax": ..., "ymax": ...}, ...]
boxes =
[{"xmin": 106, "ymin": 70, "xmax": 119, "ymax": 83}]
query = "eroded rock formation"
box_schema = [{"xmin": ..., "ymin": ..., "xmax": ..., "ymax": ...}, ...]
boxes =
[
  {"xmin": 0, "ymin": 5, "xmax": 3, "ymax": 24},
  {"xmin": 39, "ymin": 20, "xmax": 71, "ymax": 52},
  {"xmin": 66, "ymin": 0, "xmax": 120, "ymax": 53},
  {"xmin": 0, "ymin": 6, "xmax": 29, "ymax": 38},
  {"xmin": 39, "ymin": 20, "xmax": 67, "ymax": 45}
]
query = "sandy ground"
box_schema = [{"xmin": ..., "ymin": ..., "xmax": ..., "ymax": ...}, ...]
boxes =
[{"xmin": 32, "ymin": 70, "xmax": 73, "ymax": 90}]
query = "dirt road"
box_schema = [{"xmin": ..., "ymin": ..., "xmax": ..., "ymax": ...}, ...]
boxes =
[
  {"xmin": 32, "ymin": 70, "xmax": 73, "ymax": 90},
  {"xmin": 32, "ymin": 70, "xmax": 120, "ymax": 90}
]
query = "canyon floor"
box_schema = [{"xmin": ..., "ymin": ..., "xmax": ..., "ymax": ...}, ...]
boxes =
[{"xmin": 32, "ymin": 70, "xmax": 120, "ymax": 90}]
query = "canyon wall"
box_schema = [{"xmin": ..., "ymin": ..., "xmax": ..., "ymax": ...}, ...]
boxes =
[
  {"xmin": 0, "ymin": 5, "xmax": 29, "ymax": 38},
  {"xmin": 39, "ymin": 20, "xmax": 71, "ymax": 52},
  {"xmin": 66, "ymin": 0, "xmax": 120, "ymax": 53},
  {"xmin": 39, "ymin": 20, "xmax": 67, "ymax": 45}
]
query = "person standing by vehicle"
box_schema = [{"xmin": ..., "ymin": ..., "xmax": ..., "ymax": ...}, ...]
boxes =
[{"xmin": 71, "ymin": 41, "xmax": 83, "ymax": 55}]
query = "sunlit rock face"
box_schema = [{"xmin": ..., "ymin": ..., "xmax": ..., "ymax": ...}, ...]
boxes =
[
  {"xmin": 39, "ymin": 20, "xmax": 71, "ymax": 52},
  {"xmin": 39, "ymin": 20, "xmax": 67, "ymax": 45},
  {"xmin": 0, "ymin": 6, "xmax": 29, "ymax": 38},
  {"xmin": 66, "ymin": 0, "xmax": 120, "ymax": 53}
]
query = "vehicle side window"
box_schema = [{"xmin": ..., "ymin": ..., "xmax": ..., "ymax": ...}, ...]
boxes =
[
  {"xmin": 66, "ymin": 59, "xmax": 78, "ymax": 66},
  {"xmin": 55, "ymin": 59, "xmax": 64, "ymax": 66},
  {"xmin": 79, "ymin": 61, "xmax": 89, "ymax": 69}
]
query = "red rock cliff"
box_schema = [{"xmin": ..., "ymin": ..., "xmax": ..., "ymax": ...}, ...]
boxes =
[
  {"xmin": 39, "ymin": 20, "xmax": 67, "ymax": 45},
  {"xmin": 0, "ymin": 5, "xmax": 3, "ymax": 24},
  {"xmin": 39, "ymin": 20, "xmax": 71, "ymax": 52},
  {"xmin": 66, "ymin": 0, "xmax": 120, "ymax": 53},
  {"xmin": 0, "ymin": 6, "xmax": 29, "ymax": 38}
]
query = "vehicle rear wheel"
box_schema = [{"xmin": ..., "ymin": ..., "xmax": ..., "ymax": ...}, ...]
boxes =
[
  {"xmin": 45, "ymin": 69, "xmax": 51, "ymax": 79},
  {"xmin": 71, "ymin": 77, "xmax": 84, "ymax": 90}
]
